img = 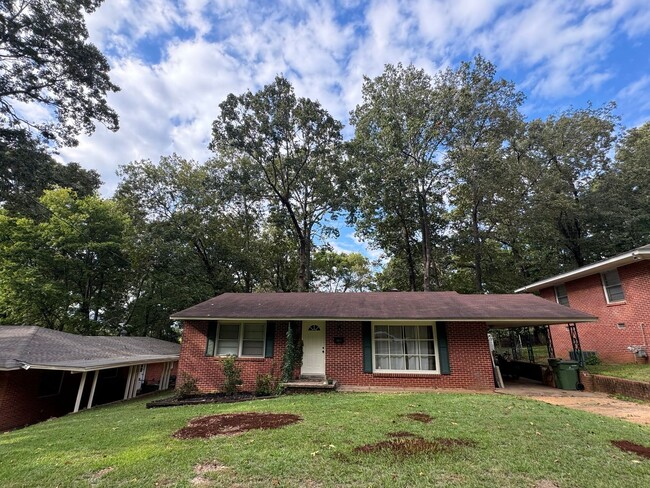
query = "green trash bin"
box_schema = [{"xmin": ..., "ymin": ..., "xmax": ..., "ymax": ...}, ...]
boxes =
[{"xmin": 554, "ymin": 360, "xmax": 580, "ymax": 390}]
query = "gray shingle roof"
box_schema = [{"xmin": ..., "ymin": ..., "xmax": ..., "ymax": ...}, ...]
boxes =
[
  {"xmin": 0, "ymin": 326, "xmax": 180, "ymax": 371},
  {"xmin": 170, "ymin": 291, "xmax": 596, "ymax": 327}
]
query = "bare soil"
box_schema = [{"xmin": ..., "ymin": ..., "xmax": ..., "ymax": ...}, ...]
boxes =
[
  {"xmin": 173, "ymin": 412, "xmax": 302, "ymax": 439},
  {"xmin": 611, "ymin": 440, "xmax": 650, "ymax": 459},
  {"xmin": 355, "ymin": 436, "xmax": 476, "ymax": 457},
  {"xmin": 403, "ymin": 412, "xmax": 433, "ymax": 423},
  {"xmin": 532, "ymin": 396, "xmax": 650, "ymax": 425}
]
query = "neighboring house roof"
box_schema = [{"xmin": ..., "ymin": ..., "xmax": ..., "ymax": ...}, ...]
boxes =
[
  {"xmin": 170, "ymin": 291, "xmax": 596, "ymax": 327},
  {"xmin": 0, "ymin": 326, "xmax": 180, "ymax": 371},
  {"xmin": 515, "ymin": 244, "xmax": 650, "ymax": 293}
]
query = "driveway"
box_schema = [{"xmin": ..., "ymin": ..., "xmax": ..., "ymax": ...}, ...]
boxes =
[{"xmin": 496, "ymin": 380, "xmax": 650, "ymax": 426}]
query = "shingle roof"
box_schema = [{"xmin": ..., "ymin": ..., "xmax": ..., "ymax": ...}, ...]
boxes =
[
  {"xmin": 170, "ymin": 291, "xmax": 596, "ymax": 327},
  {"xmin": 515, "ymin": 243, "xmax": 650, "ymax": 293},
  {"xmin": 0, "ymin": 326, "xmax": 180, "ymax": 371}
]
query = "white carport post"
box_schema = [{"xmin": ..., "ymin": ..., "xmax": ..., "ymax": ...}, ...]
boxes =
[
  {"xmin": 158, "ymin": 363, "xmax": 167, "ymax": 391},
  {"xmin": 124, "ymin": 366, "xmax": 134, "ymax": 399},
  {"xmin": 73, "ymin": 371, "xmax": 88, "ymax": 413},
  {"xmin": 86, "ymin": 370, "xmax": 99, "ymax": 409},
  {"xmin": 128, "ymin": 365, "xmax": 139, "ymax": 398},
  {"xmin": 160, "ymin": 362, "xmax": 172, "ymax": 390}
]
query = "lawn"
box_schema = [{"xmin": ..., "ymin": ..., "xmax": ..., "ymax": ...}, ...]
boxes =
[
  {"xmin": 586, "ymin": 363, "xmax": 650, "ymax": 383},
  {"xmin": 1, "ymin": 391, "xmax": 649, "ymax": 487}
]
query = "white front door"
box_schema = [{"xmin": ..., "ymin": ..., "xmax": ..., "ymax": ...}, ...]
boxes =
[{"xmin": 301, "ymin": 321, "xmax": 326, "ymax": 376}]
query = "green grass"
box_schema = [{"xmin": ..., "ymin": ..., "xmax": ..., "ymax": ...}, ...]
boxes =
[
  {"xmin": 1, "ymin": 391, "xmax": 650, "ymax": 487},
  {"xmin": 586, "ymin": 363, "xmax": 650, "ymax": 383}
]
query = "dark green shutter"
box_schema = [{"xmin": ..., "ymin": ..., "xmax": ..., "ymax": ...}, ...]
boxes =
[
  {"xmin": 437, "ymin": 322, "xmax": 450, "ymax": 375},
  {"xmin": 265, "ymin": 322, "xmax": 275, "ymax": 358},
  {"xmin": 205, "ymin": 323, "xmax": 217, "ymax": 356},
  {"xmin": 362, "ymin": 321, "xmax": 372, "ymax": 373}
]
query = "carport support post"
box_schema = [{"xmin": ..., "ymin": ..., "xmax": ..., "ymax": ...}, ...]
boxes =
[
  {"xmin": 87, "ymin": 370, "xmax": 99, "ymax": 409},
  {"xmin": 568, "ymin": 323, "xmax": 584, "ymax": 367},
  {"xmin": 544, "ymin": 325, "xmax": 555, "ymax": 358},
  {"xmin": 74, "ymin": 371, "xmax": 87, "ymax": 413},
  {"xmin": 124, "ymin": 366, "xmax": 134, "ymax": 400}
]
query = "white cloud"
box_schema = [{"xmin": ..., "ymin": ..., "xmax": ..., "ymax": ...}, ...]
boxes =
[{"xmin": 60, "ymin": 0, "xmax": 650, "ymax": 202}]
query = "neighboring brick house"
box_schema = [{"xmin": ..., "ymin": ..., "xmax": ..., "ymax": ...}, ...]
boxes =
[
  {"xmin": 0, "ymin": 326, "xmax": 180, "ymax": 431},
  {"xmin": 516, "ymin": 244, "xmax": 650, "ymax": 363},
  {"xmin": 171, "ymin": 292, "xmax": 594, "ymax": 392}
]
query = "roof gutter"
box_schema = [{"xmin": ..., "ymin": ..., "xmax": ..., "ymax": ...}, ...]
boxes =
[
  {"xmin": 515, "ymin": 248, "xmax": 650, "ymax": 293},
  {"xmin": 173, "ymin": 316, "xmax": 596, "ymax": 324},
  {"xmin": 4, "ymin": 354, "xmax": 179, "ymax": 372}
]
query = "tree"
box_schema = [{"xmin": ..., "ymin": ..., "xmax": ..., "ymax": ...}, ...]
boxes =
[
  {"xmin": 312, "ymin": 250, "xmax": 376, "ymax": 292},
  {"xmin": 0, "ymin": 188, "xmax": 130, "ymax": 333},
  {"xmin": 0, "ymin": 0, "xmax": 119, "ymax": 147},
  {"xmin": 349, "ymin": 63, "xmax": 453, "ymax": 291},
  {"xmin": 446, "ymin": 56, "xmax": 525, "ymax": 292},
  {"xmin": 211, "ymin": 75, "xmax": 344, "ymax": 291},
  {"xmin": 524, "ymin": 104, "xmax": 617, "ymax": 268},
  {"xmin": 586, "ymin": 121, "xmax": 650, "ymax": 256},
  {"xmin": 0, "ymin": 129, "xmax": 101, "ymax": 217}
]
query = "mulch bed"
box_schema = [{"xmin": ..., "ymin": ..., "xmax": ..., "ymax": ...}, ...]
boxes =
[
  {"xmin": 611, "ymin": 440, "xmax": 650, "ymax": 459},
  {"xmin": 147, "ymin": 392, "xmax": 278, "ymax": 409},
  {"xmin": 403, "ymin": 412, "xmax": 433, "ymax": 423},
  {"xmin": 173, "ymin": 412, "xmax": 302, "ymax": 439},
  {"xmin": 355, "ymin": 436, "xmax": 476, "ymax": 457}
]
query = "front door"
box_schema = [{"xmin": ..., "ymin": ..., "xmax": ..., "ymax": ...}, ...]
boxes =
[{"xmin": 301, "ymin": 321, "xmax": 326, "ymax": 376}]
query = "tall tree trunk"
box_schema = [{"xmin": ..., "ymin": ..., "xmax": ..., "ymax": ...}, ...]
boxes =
[
  {"xmin": 418, "ymin": 190, "xmax": 432, "ymax": 291},
  {"xmin": 471, "ymin": 202, "xmax": 483, "ymax": 292},
  {"xmin": 401, "ymin": 221, "xmax": 417, "ymax": 291}
]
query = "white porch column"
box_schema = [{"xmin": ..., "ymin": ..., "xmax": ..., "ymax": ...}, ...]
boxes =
[
  {"xmin": 124, "ymin": 366, "xmax": 134, "ymax": 399},
  {"xmin": 129, "ymin": 365, "xmax": 139, "ymax": 398},
  {"xmin": 86, "ymin": 370, "xmax": 99, "ymax": 409},
  {"xmin": 161, "ymin": 362, "xmax": 172, "ymax": 390},
  {"xmin": 74, "ymin": 371, "xmax": 88, "ymax": 413},
  {"xmin": 158, "ymin": 363, "xmax": 167, "ymax": 391}
]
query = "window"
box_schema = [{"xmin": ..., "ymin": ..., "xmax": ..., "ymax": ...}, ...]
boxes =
[
  {"xmin": 601, "ymin": 269, "xmax": 625, "ymax": 303},
  {"xmin": 38, "ymin": 370, "xmax": 64, "ymax": 397},
  {"xmin": 373, "ymin": 323, "xmax": 438, "ymax": 373},
  {"xmin": 554, "ymin": 284, "xmax": 569, "ymax": 306},
  {"xmin": 210, "ymin": 322, "xmax": 266, "ymax": 357}
]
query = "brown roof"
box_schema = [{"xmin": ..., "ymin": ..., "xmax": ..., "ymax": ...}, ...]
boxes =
[
  {"xmin": 170, "ymin": 292, "xmax": 596, "ymax": 327},
  {"xmin": 0, "ymin": 326, "xmax": 180, "ymax": 371}
]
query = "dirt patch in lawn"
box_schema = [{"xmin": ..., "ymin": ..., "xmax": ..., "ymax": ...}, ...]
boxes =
[
  {"xmin": 611, "ymin": 440, "xmax": 650, "ymax": 459},
  {"xmin": 403, "ymin": 412, "xmax": 433, "ymax": 423},
  {"xmin": 191, "ymin": 461, "xmax": 229, "ymax": 486},
  {"xmin": 386, "ymin": 431, "xmax": 422, "ymax": 438},
  {"xmin": 355, "ymin": 437, "xmax": 476, "ymax": 457},
  {"xmin": 173, "ymin": 412, "xmax": 302, "ymax": 439}
]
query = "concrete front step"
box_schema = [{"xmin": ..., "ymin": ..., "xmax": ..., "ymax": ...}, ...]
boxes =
[{"xmin": 281, "ymin": 378, "xmax": 337, "ymax": 391}]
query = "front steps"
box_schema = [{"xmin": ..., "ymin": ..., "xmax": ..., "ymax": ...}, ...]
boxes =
[{"xmin": 281, "ymin": 376, "xmax": 337, "ymax": 393}]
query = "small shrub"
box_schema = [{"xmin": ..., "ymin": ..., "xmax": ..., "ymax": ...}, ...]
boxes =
[
  {"xmin": 177, "ymin": 373, "xmax": 199, "ymax": 398},
  {"xmin": 254, "ymin": 373, "xmax": 278, "ymax": 396},
  {"xmin": 585, "ymin": 354, "xmax": 602, "ymax": 366},
  {"xmin": 221, "ymin": 355, "xmax": 243, "ymax": 396}
]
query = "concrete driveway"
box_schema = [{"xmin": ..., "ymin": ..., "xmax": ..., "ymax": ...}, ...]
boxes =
[{"xmin": 496, "ymin": 380, "xmax": 650, "ymax": 426}]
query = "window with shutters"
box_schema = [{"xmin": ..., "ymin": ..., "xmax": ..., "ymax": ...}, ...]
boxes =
[
  {"xmin": 554, "ymin": 284, "xmax": 569, "ymax": 306},
  {"xmin": 372, "ymin": 322, "xmax": 439, "ymax": 373},
  {"xmin": 601, "ymin": 269, "xmax": 625, "ymax": 303},
  {"xmin": 207, "ymin": 322, "xmax": 267, "ymax": 357}
]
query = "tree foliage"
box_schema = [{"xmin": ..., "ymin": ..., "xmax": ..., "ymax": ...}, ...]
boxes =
[
  {"xmin": 211, "ymin": 75, "xmax": 344, "ymax": 291},
  {"xmin": 0, "ymin": 0, "xmax": 119, "ymax": 147},
  {"xmin": 0, "ymin": 188, "xmax": 129, "ymax": 333}
]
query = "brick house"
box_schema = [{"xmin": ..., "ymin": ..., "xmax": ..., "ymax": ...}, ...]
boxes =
[
  {"xmin": 0, "ymin": 326, "xmax": 180, "ymax": 431},
  {"xmin": 172, "ymin": 292, "xmax": 594, "ymax": 392},
  {"xmin": 516, "ymin": 244, "xmax": 650, "ymax": 363}
]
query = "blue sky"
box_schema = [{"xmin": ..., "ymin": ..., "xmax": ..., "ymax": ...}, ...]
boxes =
[{"xmin": 57, "ymin": 0, "xmax": 650, "ymax": 258}]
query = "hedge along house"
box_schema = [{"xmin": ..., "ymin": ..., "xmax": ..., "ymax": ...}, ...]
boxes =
[
  {"xmin": 172, "ymin": 292, "xmax": 595, "ymax": 392},
  {"xmin": 0, "ymin": 326, "xmax": 180, "ymax": 431},
  {"xmin": 516, "ymin": 244, "xmax": 650, "ymax": 364}
]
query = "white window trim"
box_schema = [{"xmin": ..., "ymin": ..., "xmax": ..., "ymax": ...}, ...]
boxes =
[
  {"xmin": 600, "ymin": 269, "xmax": 625, "ymax": 304},
  {"xmin": 554, "ymin": 284, "xmax": 569, "ymax": 305},
  {"xmin": 371, "ymin": 321, "xmax": 440, "ymax": 375},
  {"xmin": 216, "ymin": 321, "xmax": 266, "ymax": 358}
]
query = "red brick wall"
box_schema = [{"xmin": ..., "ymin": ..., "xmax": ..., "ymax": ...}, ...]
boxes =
[
  {"xmin": 0, "ymin": 370, "xmax": 79, "ymax": 431},
  {"xmin": 178, "ymin": 320, "xmax": 495, "ymax": 392},
  {"xmin": 177, "ymin": 321, "xmax": 288, "ymax": 392},
  {"xmin": 144, "ymin": 361, "xmax": 178, "ymax": 384},
  {"xmin": 540, "ymin": 260, "xmax": 650, "ymax": 363}
]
